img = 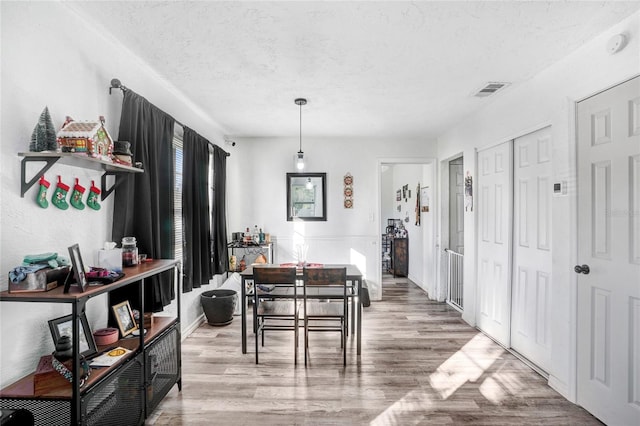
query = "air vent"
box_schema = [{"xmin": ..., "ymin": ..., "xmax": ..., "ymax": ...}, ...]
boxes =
[{"xmin": 473, "ymin": 82, "xmax": 510, "ymax": 97}]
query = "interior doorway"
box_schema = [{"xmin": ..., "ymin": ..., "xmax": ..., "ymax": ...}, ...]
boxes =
[
  {"xmin": 448, "ymin": 157, "xmax": 464, "ymax": 254},
  {"xmin": 443, "ymin": 156, "xmax": 465, "ymax": 311},
  {"xmin": 377, "ymin": 158, "xmax": 436, "ymax": 301}
]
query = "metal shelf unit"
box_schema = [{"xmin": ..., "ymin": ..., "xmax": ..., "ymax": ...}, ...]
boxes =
[{"xmin": 0, "ymin": 260, "xmax": 181, "ymax": 425}]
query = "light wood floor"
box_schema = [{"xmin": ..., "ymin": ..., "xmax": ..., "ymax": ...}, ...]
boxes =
[{"xmin": 148, "ymin": 275, "xmax": 601, "ymax": 425}]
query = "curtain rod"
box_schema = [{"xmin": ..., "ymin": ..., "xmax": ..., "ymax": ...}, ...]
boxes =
[{"xmin": 109, "ymin": 78, "xmax": 230, "ymax": 157}]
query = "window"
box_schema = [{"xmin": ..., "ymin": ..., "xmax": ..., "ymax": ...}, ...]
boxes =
[{"xmin": 173, "ymin": 128, "xmax": 184, "ymax": 265}]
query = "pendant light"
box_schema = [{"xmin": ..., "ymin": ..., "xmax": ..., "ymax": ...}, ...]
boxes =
[{"xmin": 295, "ymin": 98, "xmax": 307, "ymax": 170}]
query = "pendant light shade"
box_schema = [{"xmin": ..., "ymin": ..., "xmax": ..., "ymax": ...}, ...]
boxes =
[
  {"xmin": 296, "ymin": 151, "xmax": 305, "ymax": 170},
  {"xmin": 295, "ymin": 98, "xmax": 307, "ymax": 170}
]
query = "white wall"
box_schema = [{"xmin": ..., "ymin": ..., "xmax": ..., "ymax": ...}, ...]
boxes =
[
  {"xmin": 436, "ymin": 11, "xmax": 640, "ymax": 402},
  {"xmin": 0, "ymin": 2, "xmax": 226, "ymax": 388}
]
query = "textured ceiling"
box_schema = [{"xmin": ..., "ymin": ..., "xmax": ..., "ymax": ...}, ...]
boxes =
[{"xmin": 67, "ymin": 1, "xmax": 640, "ymax": 139}]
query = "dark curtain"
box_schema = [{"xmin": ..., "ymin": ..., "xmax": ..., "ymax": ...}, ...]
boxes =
[
  {"xmin": 211, "ymin": 145, "xmax": 228, "ymax": 274},
  {"xmin": 182, "ymin": 127, "xmax": 213, "ymax": 292},
  {"xmin": 111, "ymin": 90, "xmax": 176, "ymax": 312}
]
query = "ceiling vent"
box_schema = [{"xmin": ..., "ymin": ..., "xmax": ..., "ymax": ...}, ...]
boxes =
[{"xmin": 473, "ymin": 82, "xmax": 510, "ymax": 98}]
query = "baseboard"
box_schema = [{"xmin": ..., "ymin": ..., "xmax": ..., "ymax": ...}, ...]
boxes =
[
  {"xmin": 548, "ymin": 374, "xmax": 574, "ymax": 403},
  {"xmin": 182, "ymin": 313, "xmax": 206, "ymax": 340},
  {"xmin": 507, "ymin": 348, "xmax": 549, "ymax": 380}
]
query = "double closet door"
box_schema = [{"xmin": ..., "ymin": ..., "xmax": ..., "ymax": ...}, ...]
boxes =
[{"xmin": 476, "ymin": 126, "xmax": 552, "ymax": 373}]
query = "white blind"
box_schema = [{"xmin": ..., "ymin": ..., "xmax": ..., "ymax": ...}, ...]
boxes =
[{"xmin": 173, "ymin": 130, "xmax": 184, "ymax": 264}]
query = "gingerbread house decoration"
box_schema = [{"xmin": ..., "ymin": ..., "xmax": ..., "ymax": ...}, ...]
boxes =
[{"xmin": 56, "ymin": 116, "xmax": 113, "ymax": 161}]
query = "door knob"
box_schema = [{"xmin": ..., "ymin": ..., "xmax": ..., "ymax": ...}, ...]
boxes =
[{"xmin": 574, "ymin": 264, "xmax": 590, "ymax": 274}]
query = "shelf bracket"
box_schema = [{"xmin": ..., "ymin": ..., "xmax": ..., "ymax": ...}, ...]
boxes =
[
  {"xmin": 101, "ymin": 171, "xmax": 132, "ymax": 201},
  {"xmin": 20, "ymin": 156, "xmax": 60, "ymax": 198},
  {"xmin": 101, "ymin": 172, "xmax": 118, "ymax": 201}
]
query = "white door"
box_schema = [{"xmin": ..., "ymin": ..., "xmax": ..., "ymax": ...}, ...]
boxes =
[
  {"xmin": 477, "ymin": 141, "xmax": 513, "ymax": 346},
  {"xmin": 510, "ymin": 127, "xmax": 552, "ymax": 372},
  {"xmin": 577, "ymin": 76, "xmax": 640, "ymax": 425},
  {"xmin": 449, "ymin": 157, "xmax": 464, "ymax": 254}
]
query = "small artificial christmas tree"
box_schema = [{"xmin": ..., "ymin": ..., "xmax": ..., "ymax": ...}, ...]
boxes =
[{"xmin": 29, "ymin": 107, "xmax": 57, "ymax": 152}]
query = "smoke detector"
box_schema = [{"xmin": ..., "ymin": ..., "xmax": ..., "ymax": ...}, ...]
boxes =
[{"xmin": 473, "ymin": 82, "xmax": 510, "ymax": 98}]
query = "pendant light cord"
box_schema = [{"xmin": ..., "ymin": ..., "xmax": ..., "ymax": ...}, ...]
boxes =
[{"xmin": 299, "ymin": 101, "xmax": 303, "ymax": 153}]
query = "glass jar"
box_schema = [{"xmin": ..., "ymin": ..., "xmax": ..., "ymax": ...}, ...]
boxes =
[{"xmin": 122, "ymin": 236, "xmax": 138, "ymax": 267}]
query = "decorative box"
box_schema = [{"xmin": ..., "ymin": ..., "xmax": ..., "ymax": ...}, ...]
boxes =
[
  {"xmin": 143, "ymin": 312, "xmax": 153, "ymax": 329},
  {"xmin": 93, "ymin": 327, "xmax": 119, "ymax": 346},
  {"xmin": 8, "ymin": 266, "xmax": 70, "ymax": 293},
  {"xmin": 34, "ymin": 355, "xmax": 71, "ymax": 396}
]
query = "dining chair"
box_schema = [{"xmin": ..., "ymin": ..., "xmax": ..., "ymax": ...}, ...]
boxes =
[
  {"xmin": 253, "ymin": 266, "xmax": 299, "ymax": 364},
  {"xmin": 302, "ymin": 267, "xmax": 348, "ymax": 366}
]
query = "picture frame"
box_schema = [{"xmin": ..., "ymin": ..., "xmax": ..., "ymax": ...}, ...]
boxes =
[
  {"xmin": 48, "ymin": 313, "xmax": 98, "ymax": 358},
  {"xmin": 421, "ymin": 186, "xmax": 430, "ymax": 212},
  {"xmin": 112, "ymin": 300, "xmax": 138, "ymax": 337},
  {"xmin": 66, "ymin": 243, "xmax": 88, "ymax": 293},
  {"xmin": 286, "ymin": 173, "xmax": 327, "ymax": 221}
]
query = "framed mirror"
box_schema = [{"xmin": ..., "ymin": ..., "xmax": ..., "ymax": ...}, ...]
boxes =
[{"xmin": 287, "ymin": 173, "xmax": 327, "ymax": 221}]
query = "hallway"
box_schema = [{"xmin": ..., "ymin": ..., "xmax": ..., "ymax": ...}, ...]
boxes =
[{"xmin": 148, "ymin": 275, "xmax": 601, "ymax": 425}]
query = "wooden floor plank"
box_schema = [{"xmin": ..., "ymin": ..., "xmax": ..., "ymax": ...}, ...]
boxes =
[{"xmin": 148, "ymin": 275, "xmax": 601, "ymax": 425}]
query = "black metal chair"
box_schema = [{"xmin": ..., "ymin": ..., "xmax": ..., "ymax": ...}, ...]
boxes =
[
  {"xmin": 253, "ymin": 266, "xmax": 299, "ymax": 364},
  {"xmin": 302, "ymin": 267, "xmax": 348, "ymax": 366}
]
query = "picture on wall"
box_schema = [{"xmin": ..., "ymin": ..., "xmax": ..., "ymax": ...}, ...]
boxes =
[
  {"xmin": 465, "ymin": 171, "xmax": 473, "ymax": 212},
  {"xmin": 420, "ymin": 186, "xmax": 430, "ymax": 213},
  {"xmin": 343, "ymin": 173, "xmax": 353, "ymax": 209},
  {"xmin": 396, "ymin": 190, "xmax": 401, "ymax": 201}
]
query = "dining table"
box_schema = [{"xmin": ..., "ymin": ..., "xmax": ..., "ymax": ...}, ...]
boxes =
[{"xmin": 239, "ymin": 263, "xmax": 364, "ymax": 357}]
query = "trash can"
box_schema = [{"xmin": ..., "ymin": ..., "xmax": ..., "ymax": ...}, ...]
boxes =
[{"xmin": 200, "ymin": 289, "xmax": 237, "ymax": 326}]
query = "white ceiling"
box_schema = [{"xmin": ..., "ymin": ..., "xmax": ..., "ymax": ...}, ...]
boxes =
[{"xmin": 67, "ymin": 1, "xmax": 640, "ymax": 140}]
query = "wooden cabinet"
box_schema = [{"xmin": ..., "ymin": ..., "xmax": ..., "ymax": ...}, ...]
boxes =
[
  {"xmin": 0, "ymin": 260, "xmax": 181, "ymax": 425},
  {"xmin": 389, "ymin": 237, "xmax": 408, "ymax": 277}
]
